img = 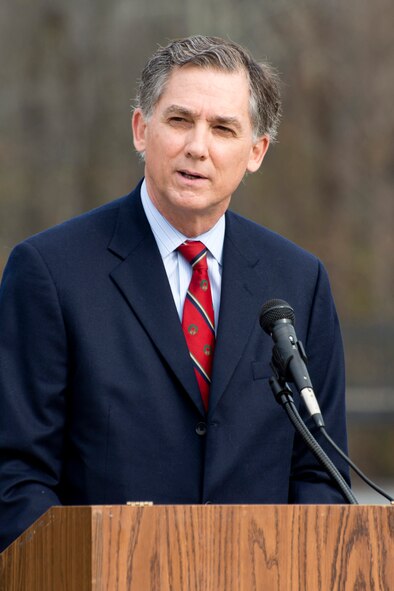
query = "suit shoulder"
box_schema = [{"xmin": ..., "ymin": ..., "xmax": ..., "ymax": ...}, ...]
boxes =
[
  {"xmin": 4, "ymin": 186, "xmax": 144, "ymax": 275},
  {"xmin": 24, "ymin": 193, "xmax": 130, "ymax": 250},
  {"xmin": 226, "ymin": 210, "xmax": 319, "ymax": 267}
]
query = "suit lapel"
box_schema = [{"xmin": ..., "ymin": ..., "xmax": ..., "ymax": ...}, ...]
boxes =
[
  {"xmin": 107, "ymin": 188, "xmax": 273, "ymax": 417},
  {"xmin": 209, "ymin": 212, "xmax": 269, "ymax": 414},
  {"xmin": 108, "ymin": 188, "xmax": 205, "ymax": 416}
]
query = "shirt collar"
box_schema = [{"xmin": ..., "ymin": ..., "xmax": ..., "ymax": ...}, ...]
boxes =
[{"xmin": 140, "ymin": 179, "xmax": 225, "ymax": 265}]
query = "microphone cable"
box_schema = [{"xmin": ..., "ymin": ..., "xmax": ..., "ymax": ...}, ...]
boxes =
[
  {"xmin": 318, "ymin": 425, "xmax": 394, "ymax": 504},
  {"xmin": 270, "ymin": 376, "xmax": 358, "ymax": 505},
  {"xmin": 261, "ymin": 298, "xmax": 394, "ymax": 505}
]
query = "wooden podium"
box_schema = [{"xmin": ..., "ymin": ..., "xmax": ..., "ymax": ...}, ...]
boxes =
[{"xmin": 1, "ymin": 504, "xmax": 393, "ymax": 590}]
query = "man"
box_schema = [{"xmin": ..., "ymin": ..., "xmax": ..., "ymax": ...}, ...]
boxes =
[{"xmin": 0, "ymin": 35, "xmax": 350, "ymax": 552}]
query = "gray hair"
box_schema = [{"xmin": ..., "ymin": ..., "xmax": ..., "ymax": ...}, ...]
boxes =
[{"xmin": 135, "ymin": 35, "xmax": 282, "ymax": 141}]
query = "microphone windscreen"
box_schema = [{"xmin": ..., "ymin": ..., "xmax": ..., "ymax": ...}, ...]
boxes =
[{"xmin": 259, "ymin": 299, "xmax": 295, "ymax": 334}]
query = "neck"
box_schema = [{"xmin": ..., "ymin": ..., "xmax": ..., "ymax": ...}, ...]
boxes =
[
  {"xmin": 164, "ymin": 210, "xmax": 221, "ymax": 238},
  {"xmin": 142, "ymin": 177, "xmax": 228, "ymax": 237}
]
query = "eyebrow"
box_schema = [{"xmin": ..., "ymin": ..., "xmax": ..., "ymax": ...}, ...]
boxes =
[{"xmin": 163, "ymin": 104, "xmax": 243, "ymax": 132}]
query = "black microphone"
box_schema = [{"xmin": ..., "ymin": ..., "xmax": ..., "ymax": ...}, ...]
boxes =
[
  {"xmin": 259, "ymin": 299, "xmax": 324, "ymax": 428},
  {"xmin": 260, "ymin": 299, "xmax": 394, "ymax": 504}
]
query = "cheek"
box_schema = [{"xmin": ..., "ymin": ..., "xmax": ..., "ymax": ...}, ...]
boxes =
[
  {"xmin": 155, "ymin": 139, "xmax": 183, "ymax": 167},
  {"xmin": 151, "ymin": 125, "xmax": 184, "ymax": 152},
  {"xmin": 217, "ymin": 149, "xmax": 251, "ymax": 179},
  {"xmin": 215, "ymin": 141, "xmax": 251, "ymax": 166},
  {"xmin": 145, "ymin": 139, "xmax": 179, "ymax": 182}
]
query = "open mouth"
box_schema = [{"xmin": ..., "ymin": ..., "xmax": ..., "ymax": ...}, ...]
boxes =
[{"xmin": 178, "ymin": 170, "xmax": 207, "ymax": 181}]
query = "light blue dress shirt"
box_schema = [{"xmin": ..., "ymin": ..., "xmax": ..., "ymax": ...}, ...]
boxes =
[{"xmin": 140, "ymin": 180, "xmax": 225, "ymax": 330}]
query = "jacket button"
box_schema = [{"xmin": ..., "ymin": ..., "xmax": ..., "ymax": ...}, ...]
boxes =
[{"xmin": 195, "ymin": 422, "xmax": 207, "ymax": 436}]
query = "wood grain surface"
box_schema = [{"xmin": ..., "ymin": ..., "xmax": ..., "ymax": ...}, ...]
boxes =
[{"xmin": 1, "ymin": 504, "xmax": 393, "ymax": 590}]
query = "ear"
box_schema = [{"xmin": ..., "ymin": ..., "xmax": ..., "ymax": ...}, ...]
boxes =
[
  {"xmin": 246, "ymin": 135, "xmax": 270, "ymax": 173},
  {"xmin": 132, "ymin": 108, "xmax": 147, "ymax": 153}
]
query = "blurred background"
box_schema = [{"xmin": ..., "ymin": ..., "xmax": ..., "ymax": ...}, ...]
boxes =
[{"xmin": 1, "ymin": 0, "xmax": 393, "ymax": 502}]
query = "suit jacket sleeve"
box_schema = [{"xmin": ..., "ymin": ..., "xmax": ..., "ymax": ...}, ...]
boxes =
[
  {"xmin": 0, "ymin": 241, "xmax": 67, "ymax": 550},
  {"xmin": 288, "ymin": 259, "xmax": 350, "ymax": 503}
]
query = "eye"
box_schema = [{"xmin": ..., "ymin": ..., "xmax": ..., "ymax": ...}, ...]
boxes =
[
  {"xmin": 214, "ymin": 125, "xmax": 235, "ymax": 136},
  {"xmin": 168, "ymin": 116, "xmax": 190, "ymax": 126}
]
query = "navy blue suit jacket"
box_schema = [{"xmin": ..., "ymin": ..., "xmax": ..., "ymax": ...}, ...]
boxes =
[{"xmin": 0, "ymin": 183, "xmax": 349, "ymax": 551}]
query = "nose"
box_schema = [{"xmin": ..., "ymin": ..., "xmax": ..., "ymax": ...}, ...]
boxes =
[{"xmin": 184, "ymin": 125, "xmax": 209, "ymax": 161}]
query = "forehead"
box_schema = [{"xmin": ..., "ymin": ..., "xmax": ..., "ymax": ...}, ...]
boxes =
[{"xmin": 155, "ymin": 65, "xmax": 251, "ymax": 120}]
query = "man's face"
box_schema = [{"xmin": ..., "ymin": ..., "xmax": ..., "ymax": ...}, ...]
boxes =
[{"xmin": 132, "ymin": 65, "xmax": 269, "ymax": 235}]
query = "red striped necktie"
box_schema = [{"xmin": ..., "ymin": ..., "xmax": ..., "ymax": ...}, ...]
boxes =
[{"xmin": 177, "ymin": 241, "xmax": 215, "ymax": 411}]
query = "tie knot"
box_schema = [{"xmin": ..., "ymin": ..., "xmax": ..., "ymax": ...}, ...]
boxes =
[{"xmin": 177, "ymin": 241, "xmax": 208, "ymax": 270}]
